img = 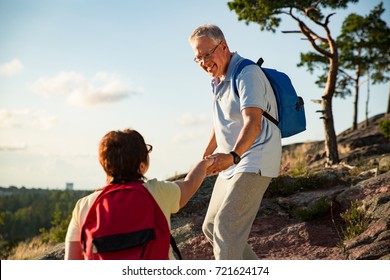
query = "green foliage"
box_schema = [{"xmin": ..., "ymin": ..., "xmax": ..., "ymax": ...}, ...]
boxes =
[
  {"xmin": 0, "ymin": 187, "xmax": 92, "ymax": 255},
  {"xmin": 39, "ymin": 209, "xmax": 72, "ymax": 243},
  {"xmin": 227, "ymin": 0, "xmax": 358, "ymax": 32},
  {"xmin": 298, "ymin": 50, "xmax": 328, "ymax": 74},
  {"xmin": 340, "ymin": 200, "xmax": 368, "ymax": 240},
  {"xmin": 294, "ymin": 197, "xmax": 330, "ymax": 221},
  {"xmin": 297, "ymin": 3, "xmax": 390, "ymax": 99},
  {"xmin": 338, "ymin": 3, "xmax": 390, "ymax": 84},
  {"xmin": 379, "ymin": 119, "xmax": 390, "ymax": 138},
  {"xmin": 298, "ymin": 48, "xmax": 353, "ymax": 98},
  {"xmin": 267, "ymin": 174, "xmax": 335, "ymax": 197},
  {"xmin": 287, "ymin": 160, "xmax": 309, "ymax": 177}
]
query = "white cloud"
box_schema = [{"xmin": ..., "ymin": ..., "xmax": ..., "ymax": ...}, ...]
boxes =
[
  {"xmin": 0, "ymin": 143, "xmax": 27, "ymax": 151},
  {"xmin": 172, "ymin": 130, "xmax": 208, "ymax": 144},
  {"xmin": 176, "ymin": 113, "xmax": 210, "ymax": 126},
  {"xmin": 0, "ymin": 109, "xmax": 27, "ymax": 128},
  {"xmin": 29, "ymin": 72, "xmax": 84, "ymax": 97},
  {"xmin": 29, "ymin": 71, "xmax": 141, "ymax": 106},
  {"xmin": 0, "ymin": 109, "xmax": 57, "ymax": 130},
  {"xmin": 0, "ymin": 59, "xmax": 24, "ymax": 77},
  {"xmin": 31, "ymin": 111, "xmax": 57, "ymax": 130},
  {"xmin": 172, "ymin": 113, "xmax": 210, "ymax": 144}
]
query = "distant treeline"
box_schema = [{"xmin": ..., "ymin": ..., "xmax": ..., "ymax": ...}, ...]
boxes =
[{"xmin": 0, "ymin": 186, "xmax": 92, "ymax": 253}]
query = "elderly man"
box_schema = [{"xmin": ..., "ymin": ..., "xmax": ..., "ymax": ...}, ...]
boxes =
[{"xmin": 189, "ymin": 24, "xmax": 281, "ymax": 259}]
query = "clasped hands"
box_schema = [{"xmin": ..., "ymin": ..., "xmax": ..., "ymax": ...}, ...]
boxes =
[{"xmin": 204, "ymin": 153, "xmax": 234, "ymax": 175}]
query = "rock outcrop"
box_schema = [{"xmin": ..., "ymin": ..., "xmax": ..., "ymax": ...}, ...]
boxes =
[
  {"xmin": 174, "ymin": 171, "xmax": 389, "ymax": 260},
  {"xmin": 174, "ymin": 113, "xmax": 390, "ymax": 260}
]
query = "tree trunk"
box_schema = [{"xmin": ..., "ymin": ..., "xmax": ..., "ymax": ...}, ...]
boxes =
[
  {"xmin": 365, "ymin": 71, "xmax": 370, "ymax": 127},
  {"xmin": 322, "ymin": 95, "xmax": 339, "ymax": 165},
  {"xmin": 387, "ymin": 82, "xmax": 390, "ymax": 114},
  {"xmin": 322, "ymin": 52, "xmax": 340, "ymax": 165},
  {"xmin": 352, "ymin": 78, "xmax": 359, "ymax": 130},
  {"xmin": 352, "ymin": 65, "xmax": 361, "ymax": 130},
  {"xmin": 294, "ymin": 13, "xmax": 340, "ymax": 165}
]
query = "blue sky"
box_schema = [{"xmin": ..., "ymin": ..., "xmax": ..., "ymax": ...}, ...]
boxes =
[{"xmin": 1, "ymin": 0, "xmax": 389, "ymax": 190}]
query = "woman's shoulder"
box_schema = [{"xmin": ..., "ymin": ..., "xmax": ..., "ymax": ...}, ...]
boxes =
[
  {"xmin": 143, "ymin": 178, "xmax": 179, "ymax": 192},
  {"xmin": 143, "ymin": 179, "xmax": 180, "ymax": 214},
  {"xmin": 76, "ymin": 189, "xmax": 102, "ymax": 210}
]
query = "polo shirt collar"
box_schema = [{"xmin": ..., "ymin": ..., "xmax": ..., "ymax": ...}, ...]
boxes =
[{"xmin": 223, "ymin": 52, "xmax": 242, "ymax": 82}]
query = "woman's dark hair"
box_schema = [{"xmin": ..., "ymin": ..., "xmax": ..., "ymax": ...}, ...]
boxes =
[{"xmin": 98, "ymin": 129, "xmax": 149, "ymax": 183}]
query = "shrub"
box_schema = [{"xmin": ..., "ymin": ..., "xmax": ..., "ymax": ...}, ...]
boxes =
[
  {"xmin": 340, "ymin": 200, "xmax": 368, "ymax": 241},
  {"xmin": 379, "ymin": 119, "xmax": 390, "ymax": 138},
  {"xmin": 39, "ymin": 209, "xmax": 71, "ymax": 243},
  {"xmin": 294, "ymin": 197, "xmax": 330, "ymax": 221},
  {"xmin": 288, "ymin": 161, "xmax": 309, "ymax": 177},
  {"xmin": 266, "ymin": 174, "xmax": 331, "ymax": 197}
]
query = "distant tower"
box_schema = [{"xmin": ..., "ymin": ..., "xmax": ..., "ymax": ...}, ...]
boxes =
[{"xmin": 66, "ymin": 182, "xmax": 74, "ymax": 191}]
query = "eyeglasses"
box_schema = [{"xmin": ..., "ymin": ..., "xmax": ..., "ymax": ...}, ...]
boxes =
[
  {"xmin": 146, "ymin": 144, "xmax": 153, "ymax": 153},
  {"xmin": 193, "ymin": 41, "xmax": 222, "ymax": 63}
]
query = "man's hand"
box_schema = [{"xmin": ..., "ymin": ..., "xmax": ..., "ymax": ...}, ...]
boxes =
[{"xmin": 205, "ymin": 153, "xmax": 235, "ymax": 175}]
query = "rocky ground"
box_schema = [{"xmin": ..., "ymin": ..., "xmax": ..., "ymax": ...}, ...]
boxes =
[
  {"xmin": 173, "ymin": 172, "xmax": 389, "ymax": 260},
  {"xmin": 171, "ymin": 113, "xmax": 390, "ymax": 260}
]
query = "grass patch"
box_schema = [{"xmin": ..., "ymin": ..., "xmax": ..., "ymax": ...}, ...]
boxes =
[
  {"xmin": 379, "ymin": 119, "xmax": 390, "ymax": 138},
  {"xmin": 5, "ymin": 236, "xmax": 55, "ymax": 260},
  {"xmin": 294, "ymin": 197, "xmax": 330, "ymax": 221},
  {"xmin": 266, "ymin": 174, "xmax": 331, "ymax": 197},
  {"xmin": 288, "ymin": 161, "xmax": 309, "ymax": 177},
  {"xmin": 340, "ymin": 200, "xmax": 369, "ymax": 241}
]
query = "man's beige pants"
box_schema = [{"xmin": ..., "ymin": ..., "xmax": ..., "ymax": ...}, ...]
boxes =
[{"xmin": 202, "ymin": 172, "xmax": 271, "ymax": 260}]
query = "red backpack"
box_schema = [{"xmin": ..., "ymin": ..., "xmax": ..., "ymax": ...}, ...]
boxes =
[{"xmin": 81, "ymin": 181, "xmax": 172, "ymax": 260}]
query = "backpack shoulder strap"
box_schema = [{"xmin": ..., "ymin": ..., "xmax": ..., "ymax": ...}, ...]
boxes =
[
  {"xmin": 139, "ymin": 185, "xmax": 183, "ymax": 260},
  {"xmin": 232, "ymin": 57, "xmax": 279, "ymax": 126},
  {"xmin": 232, "ymin": 58, "xmax": 256, "ymax": 97},
  {"xmin": 170, "ymin": 234, "xmax": 182, "ymax": 260}
]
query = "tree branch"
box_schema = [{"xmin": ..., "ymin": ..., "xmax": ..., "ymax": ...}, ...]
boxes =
[
  {"xmin": 288, "ymin": 8, "xmax": 327, "ymax": 41},
  {"xmin": 324, "ymin": 12, "xmax": 336, "ymax": 26},
  {"xmin": 287, "ymin": 7, "xmax": 336, "ymax": 58},
  {"xmin": 338, "ymin": 68, "xmax": 355, "ymax": 81},
  {"xmin": 296, "ymin": 20, "xmax": 332, "ymax": 57}
]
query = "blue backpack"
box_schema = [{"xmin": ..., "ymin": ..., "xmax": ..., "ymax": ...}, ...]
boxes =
[{"xmin": 233, "ymin": 58, "xmax": 306, "ymax": 138}]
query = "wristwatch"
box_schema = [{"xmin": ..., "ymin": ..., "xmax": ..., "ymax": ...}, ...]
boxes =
[{"xmin": 230, "ymin": 151, "xmax": 241, "ymax": 164}]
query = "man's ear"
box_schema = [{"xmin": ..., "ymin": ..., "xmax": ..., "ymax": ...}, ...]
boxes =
[{"xmin": 221, "ymin": 41, "xmax": 228, "ymax": 50}]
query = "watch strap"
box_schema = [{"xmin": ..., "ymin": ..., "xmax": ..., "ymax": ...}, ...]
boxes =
[{"xmin": 230, "ymin": 151, "xmax": 241, "ymax": 164}]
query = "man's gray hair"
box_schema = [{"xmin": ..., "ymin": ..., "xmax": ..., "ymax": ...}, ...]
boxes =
[{"xmin": 189, "ymin": 24, "xmax": 226, "ymax": 46}]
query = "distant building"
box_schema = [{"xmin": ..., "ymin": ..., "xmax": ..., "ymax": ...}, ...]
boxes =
[{"xmin": 66, "ymin": 182, "xmax": 74, "ymax": 191}]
